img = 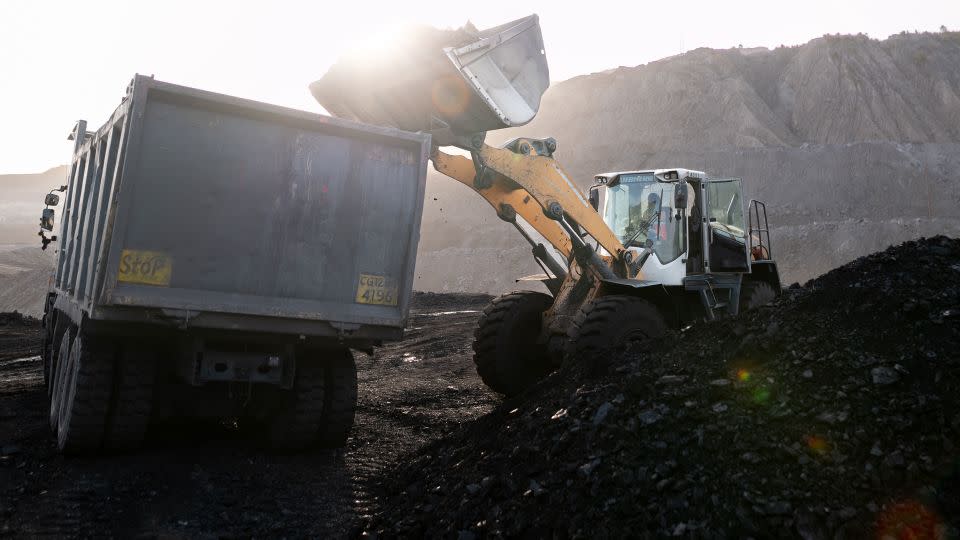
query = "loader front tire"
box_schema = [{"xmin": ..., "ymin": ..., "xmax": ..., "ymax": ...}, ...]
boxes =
[
  {"xmin": 566, "ymin": 295, "xmax": 667, "ymax": 361},
  {"xmin": 472, "ymin": 291, "xmax": 554, "ymax": 397}
]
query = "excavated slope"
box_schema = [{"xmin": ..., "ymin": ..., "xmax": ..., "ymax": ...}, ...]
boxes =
[
  {"xmin": 500, "ymin": 32, "xmax": 960, "ymax": 166},
  {"xmin": 415, "ymin": 31, "xmax": 960, "ymax": 293},
  {"xmin": 369, "ymin": 236, "xmax": 960, "ymax": 538}
]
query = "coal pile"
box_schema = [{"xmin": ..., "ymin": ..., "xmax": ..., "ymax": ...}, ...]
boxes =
[
  {"xmin": 310, "ymin": 22, "xmax": 477, "ymax": 134},
  {"xmin": 364, "ymin": 236, "xmax": 960, "ymax": 538},
  {"xmin": 0, "ymin": 312, "xmax": 39, "ymax": 327}
]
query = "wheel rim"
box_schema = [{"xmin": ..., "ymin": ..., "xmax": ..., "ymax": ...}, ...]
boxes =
[
  {"xmin": 49, "ymin": 331, "xmax": 71, "ymax": 433},
  {"xmin": 57, "ymin": 337, "xmax": 81, "ymax": 443}
]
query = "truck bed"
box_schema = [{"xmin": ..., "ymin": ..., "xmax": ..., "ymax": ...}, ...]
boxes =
[{"xmin": 53, "ymin": 75, "xmax": 431, "ymax": 343}]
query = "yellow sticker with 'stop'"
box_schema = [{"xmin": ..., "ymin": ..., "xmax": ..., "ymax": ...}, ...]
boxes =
[
  {"xmin": 355, "ymin": 273, "xmax": 398, "ymax": 306},
  {"xmin": 118, "ymin": 249, "xmax": 172, "ymax": 286}
]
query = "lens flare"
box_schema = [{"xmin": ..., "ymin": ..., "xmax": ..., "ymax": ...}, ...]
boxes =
[
  {"xmin": 875, "ymin": 500, "xmax": 941, "ymax": 540},
  {"xmin": 737, "ymin": 369, "xmax": 751, "ymax": 382},
  {"xmin": 752, "ymin": 387, "xmax": 770, "ymax": 404},
  {"xmin": 805, "ymin": 435, "xmax": 829, "ymax": 455}
]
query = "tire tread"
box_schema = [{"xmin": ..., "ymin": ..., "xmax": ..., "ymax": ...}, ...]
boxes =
[{"xmin": 472, "ymin": 291, "xmax": 553, "ymax": 396}]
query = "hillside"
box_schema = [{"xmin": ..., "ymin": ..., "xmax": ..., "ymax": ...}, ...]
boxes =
[
  {"xmin": 0, "ymin": 246, "xmax": 54, "ymax": 317},
  {"xmin": 417, "ymin": 30, "xmax": 960, "ymax": 292},
  {"xmin": 0, "ymin": 167, "xmax": 65, "ymax": 316},
  {"xmin": 2, "ymin": 32, "xmax": 959, "ymax": 303},
  {"xmin": 501, "ymin": 32, "xmax": 960, "ymax": 163},
  {"xmin": 0, "ymin": 167, "xmax": 67, "ymax": 244}
]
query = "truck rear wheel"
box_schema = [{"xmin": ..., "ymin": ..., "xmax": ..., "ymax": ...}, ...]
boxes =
[
  {"xmin": 45, "ymin": 313, "xmax": 70, "ymax": 401},
  {"xmin": 740, "ymin": 281, "xmax": 777, "ymax": 312},
  {"xmin": 41, "ymin": 308, "xmax": 56, "ymax": 391},
  {"xmin": 56, "ymin": 333, "xmax": 116, "ymax": 454},
  {"xmin": 472, "ymin": 291, "xmax": 554, "ymax": 397},
  {"xmin": 265, "ymin": 359, "xmax": 326, "ymax": 451},
  {"xmin": 103, "ymin": 344, "xmax": 158, "ymax": 451},
  {"xmin": 49, "ymin": 329, "xmax": 73, "ymax": 433},
  {"xmin": 566, "ymin": 295, "xmax": 667, "ymax": 361},
  {"xmin": 317, "ymin": 348, "xmax": 358, "ymax": 448}
]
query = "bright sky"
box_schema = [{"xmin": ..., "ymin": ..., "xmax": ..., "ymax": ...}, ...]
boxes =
[{"xmin": 1, "ymin": 0, "xmax": 957, "ymax": 174}]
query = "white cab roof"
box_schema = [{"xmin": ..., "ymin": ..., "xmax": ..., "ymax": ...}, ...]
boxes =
[{"xmin": 594, "ymin": 168, "xmax": 706, "ymax": 184}]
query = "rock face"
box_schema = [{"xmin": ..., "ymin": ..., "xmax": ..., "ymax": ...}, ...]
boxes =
[
  {"xmin": 513, "ymin": 33, "xmax": 960, "ymax": 160},
  {"xmin": 415, "ymin": 31, "xmax": 960, "ymax": 293},
  {"xmin": 367, "ymin": 236, "xmax": 960, "ymax": 538},
  {"xmin": 0, "ymin": 247, "xmax": 54, "ymax": 317},
  {"xmin": 0, "ymin": 167, "xmax": 66, "ymax": 244}
]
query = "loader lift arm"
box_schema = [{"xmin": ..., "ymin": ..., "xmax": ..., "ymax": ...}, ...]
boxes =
[
  {"xmin": 308, "ymin": 13, "xmax": 783, "ymax": 399},
  {"xmin": 431, "ymin": 138, "xmax": 629, "ymax": 282}
]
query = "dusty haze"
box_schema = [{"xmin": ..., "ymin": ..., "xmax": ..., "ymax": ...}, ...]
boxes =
[
  {"xmin": 417, "ymin": 31, "xmax": 960, "ymax": 294},
  {"xmin": 3, "ymin": 31, "xmax": 960, "ymax": 314}
]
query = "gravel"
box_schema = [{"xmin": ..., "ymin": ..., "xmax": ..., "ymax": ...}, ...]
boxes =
[
  {"xmin": 0, "ymin": 293, "xmax": 497, "ymax": 537},
  {"xmin": 364, "ymin": 236, "xmax": 960, "ymax": 538}
]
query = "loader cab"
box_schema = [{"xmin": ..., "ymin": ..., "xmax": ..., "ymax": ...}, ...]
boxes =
[
  {"xmin": 589, "ymin": 169, "xmax": 750, "ymax": 284},
  {"xmin": 699, "ymin": 176, "xmax": 751, "ymax": 274}
]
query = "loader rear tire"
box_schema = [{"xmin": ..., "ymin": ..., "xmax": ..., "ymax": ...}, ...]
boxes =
[
  {"xmin": 740, "ymin": 281, "xmax": 776, "ymax": 312},
  {"xmin": 103, "ymin": 343, "xmax": 157, "ymax": 451},
  {"xmin": 317, "ymin": 348, "xmax": 358, "ymax": 449},
  {"xmin": 56, "ymin": 333, "xmax": 116, "ymax": 455},
  {"xmin": 265, "ymin": 358, "xmax": 326, "ymax": 451},
  {"xmin": 472, "ymin": 291, "xmax": 554, "ymax": 397},
  {"xmin": 566, "ymin": 295, "xmax": 667, "ymax": 361}
]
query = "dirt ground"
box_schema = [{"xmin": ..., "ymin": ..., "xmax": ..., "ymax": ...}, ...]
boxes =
[
  {"xmin": 366, "ymin": 237, "xmax": 960, "ymax": 538},
  {"xmin": 3, "ymin": 238, "xmax": 959, "ymax": 538},
  {"xmin": 0, "ymin": 293, "xmax": 494, "ymax": 538}
]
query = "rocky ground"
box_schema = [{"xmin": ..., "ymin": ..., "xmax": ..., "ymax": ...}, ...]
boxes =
[
  {"xmin": 365, "ymin": 236, "xmax": 960, "ymax": 538},
  {"xmin": 1, "ymin": 238, "xmax": 958, "ymax": 538},
  {"xmin": 0, "ymin": 245, "xmax": 55, "ymax": 318},
  {"xmin": 0, "ymin": 293, "xmax": 495, "ymax": 537}
]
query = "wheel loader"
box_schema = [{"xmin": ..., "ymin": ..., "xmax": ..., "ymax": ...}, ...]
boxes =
[{"xmin": 311, "ymin": 14, "xmax": 782, "ymax": 396}]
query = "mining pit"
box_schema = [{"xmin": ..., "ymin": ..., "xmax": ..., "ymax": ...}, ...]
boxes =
[{"xmin": 2, "ymin": 238, "xmax": 959, "ymax": 538}]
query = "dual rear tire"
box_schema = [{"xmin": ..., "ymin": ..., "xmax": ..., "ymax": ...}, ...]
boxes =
[
  {"xmin": 47, "ymin": 327, "xmax": 156, "ymax": 455},
  {"xmin": 265, "ymin": 348, "xmax": 358, "ymax": 451},
  {"xmin": 43, "ymin": 312, "xmax": 358, "ymax": 454}
]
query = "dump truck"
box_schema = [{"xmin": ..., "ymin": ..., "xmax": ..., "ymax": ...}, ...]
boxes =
[
  {"xmin": 39, "ymin": 76, "xmax": 431, "ymax": 453},
  {"xmin": 311, "ymin": 14, "xmax": 782, "ymax": 396}
]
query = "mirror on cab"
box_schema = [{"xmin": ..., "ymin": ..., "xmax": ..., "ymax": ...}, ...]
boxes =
[
  {"xmin": 39, "ymin": 186, "xmax": 65, "ymax": 249},
  {"xmin": 40, "ymin": 208, "xmax": 55, "ymax": 231},
  {"xmin": 588, "ymin": 187, "xmax": 600, "ymax": 211},
  {"xmin": 674, "ymin": 182, "xmax": 687, "ymax": 210}
]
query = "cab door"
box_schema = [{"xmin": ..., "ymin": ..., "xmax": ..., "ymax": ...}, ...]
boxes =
[{"xmin": 702, "ymin": 178, "xmax": 750, "ymax": 273}]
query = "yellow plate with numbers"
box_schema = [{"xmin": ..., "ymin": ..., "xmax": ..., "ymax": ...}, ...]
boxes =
[
  {"xmin": 355, "ymin": 273, "xmax": 398, "ymax": 306},
  {"xmin": 118, "ymin": 249, "xmax": 172, "ymax": 286}
]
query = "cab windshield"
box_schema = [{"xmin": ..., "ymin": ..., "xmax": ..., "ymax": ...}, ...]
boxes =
[{"xmin": 602, "ymin": 174, "xmax": 685, "ymax": 263}]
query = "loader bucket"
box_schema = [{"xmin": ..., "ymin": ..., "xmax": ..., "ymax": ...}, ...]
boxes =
[{"xmin": 310, "ymin": 14, "xmax": 549, "ymax": 147}]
